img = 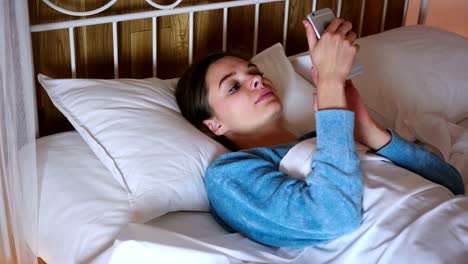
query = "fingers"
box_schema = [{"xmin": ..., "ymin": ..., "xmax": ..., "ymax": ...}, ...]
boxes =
[
  {"xmin": 325, "ymin": 18, "xmax": 357, "ymax": 42},
  {"xmin": 303, "ymin": 20, "xmax": 317, "ymax": 51},
  {"xmin": 353, "ymin": 43, "xmax": 360, "ymax": 54},
  {"xmin": 337, "ymin": 21, "xmax": 353, "ymax": 36},
  {"xmin": 331, "ymin": 19, "xmax": 360, "ymax": 51},
  {"xmin": 345, "ymin": 31, "xmax": 357, "ymax": 44},
  {"xmin": 305, "ymin": 16, "xmax": 360, "ymax": 87},
  {"xmin": 323, "ymin": 17, "xmax": 344, "ymax": 34},
  {"xmin": 304, "ymin": 17, "xmax": 357, "ymax": 50}
]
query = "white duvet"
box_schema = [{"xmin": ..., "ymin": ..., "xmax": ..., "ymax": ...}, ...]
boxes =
[
  {"xmin": 109, "ymin": 139, "xmax": 468, "ymax": 263},
  {"xmin": 288, "ymin": 139, "xmax": 468, "ymax": 263}
]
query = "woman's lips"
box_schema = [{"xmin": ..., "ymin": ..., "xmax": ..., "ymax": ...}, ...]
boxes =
[{"xmin": 255, "ymin": 90, "xmax": 275, "ymax": 104}]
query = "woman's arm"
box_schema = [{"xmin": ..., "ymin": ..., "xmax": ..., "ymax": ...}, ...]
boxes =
[
  {"xmin": 344, "ymin": 81, "xmax": 464, "ymax": 195},
  {"xmin": 376, "ymin": 130, "xmax": 465, "ymax": 195},
  {"xmin": 326, "ymin": 81, "xmax": 463, "ymax": 196},
  {"xmin": 205, "ymin": 110, "xmax": 363, "ymax": 247}
]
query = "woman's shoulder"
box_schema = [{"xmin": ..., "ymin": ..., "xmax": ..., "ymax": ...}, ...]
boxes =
[
  {"xmin": 205, "ymin": 143, "xmax": 293, "ymax": 179},
  {"xmin": 204, "ymin": 145, "xmax": 287, "ymax": 193},
  {"xmin": 205, "ymin": 132, "xmax": 316, "ymax": 183}
]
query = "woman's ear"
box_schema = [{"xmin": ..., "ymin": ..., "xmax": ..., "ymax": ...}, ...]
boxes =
[{"xmin": 203, "ymin": 118, "xmax": 227, "ymax": 136}]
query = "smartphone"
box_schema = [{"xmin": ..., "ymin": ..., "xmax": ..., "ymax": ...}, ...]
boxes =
[{"xmin": 307, "ymin": 8, "xmax": 364, "ymax": 79}]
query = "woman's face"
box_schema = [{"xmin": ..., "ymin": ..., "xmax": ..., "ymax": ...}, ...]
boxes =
[{"xmin": 203, "ymin": 56, "xmax": 282, "ymax": 136}]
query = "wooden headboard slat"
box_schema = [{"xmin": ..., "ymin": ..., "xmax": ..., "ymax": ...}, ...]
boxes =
[{"xmin": 29, "ymin": 0, "xmax": 407, "ymax": 137}]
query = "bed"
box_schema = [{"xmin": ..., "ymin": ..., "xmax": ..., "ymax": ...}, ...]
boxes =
[{"xmin": 30, "ymin": 0, "xmax": 468, "ymax": 263}]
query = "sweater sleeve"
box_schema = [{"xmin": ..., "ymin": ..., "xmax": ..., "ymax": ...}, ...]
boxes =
[
  {"xmin": 376, "ymin": 129, "xmax": 465, "ymax": 195},
  {"xmin": 205, "ymin": 110, "xmax": 363, "ymax": 247}
]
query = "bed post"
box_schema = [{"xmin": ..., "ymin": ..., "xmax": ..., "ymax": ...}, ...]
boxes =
[
  {"xmin": 418, "ymin": 0, "xmax": 429, "ymax": 24},
  {"xmin": 25, "ymin": 2, "xmax": 40, "ymax": 138}
]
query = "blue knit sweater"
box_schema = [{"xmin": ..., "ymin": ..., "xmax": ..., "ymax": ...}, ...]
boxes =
[{"xmin": 205, "ymin": 110, "xmax": 464, "ymax": 247}]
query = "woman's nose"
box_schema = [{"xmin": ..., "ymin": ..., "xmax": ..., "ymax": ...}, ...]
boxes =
[
  {"xmin": 254, "ymin": 80, "xmax": 259, "ymax": 88},
  {"xmin": 250, "ymin": 75, "xmax": 262, "ymax": 90}
]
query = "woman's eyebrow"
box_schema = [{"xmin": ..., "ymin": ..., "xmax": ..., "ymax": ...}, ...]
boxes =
[
  {"xmin": 247, "ymin": 63, "xmax": 258, "ymax": 69},
  {"xmin": 219, "ymin": 72, "xmax": 234, "ymax": 89}
]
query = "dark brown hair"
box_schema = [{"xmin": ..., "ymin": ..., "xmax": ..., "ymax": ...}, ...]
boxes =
[{"xmin": 175, "ymin": 52, "xmax": 237, "ymax": 150}]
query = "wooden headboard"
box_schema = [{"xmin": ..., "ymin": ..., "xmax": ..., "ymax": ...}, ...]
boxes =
[{"xmin": 29, "ymin": 0, "xmax": 408, "ymax": 137}]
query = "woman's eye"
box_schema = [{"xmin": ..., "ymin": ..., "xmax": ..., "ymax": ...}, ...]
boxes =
[{"xmin": 229, "ymin": 83, "xmax": 240, "ymax": 93}]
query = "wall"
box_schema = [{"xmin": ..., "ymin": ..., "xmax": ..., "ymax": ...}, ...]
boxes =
[{"xmin": 406, "ymin": 0, "xmax": 468, "ymax": 37}]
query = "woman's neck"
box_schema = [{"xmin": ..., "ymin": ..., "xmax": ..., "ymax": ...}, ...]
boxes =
[{"xmin": 227, "ymin": 124, "xmax": 297, "ymax": 150}]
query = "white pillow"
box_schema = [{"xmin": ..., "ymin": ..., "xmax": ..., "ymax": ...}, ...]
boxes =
[
  {"xmin": 290, "ymin": 25, "xmax": 468, "ymax": 140},
  {"xmin": 37, "ymin": 132, "xmax": 130, "ymax": 264},
  {"xmin": 352, "ymin": 25, "xmax": 468, "ymax": 140},
  {"xmin": 38, "ymin": 43, "xmax": 316, "ymax": 223}
]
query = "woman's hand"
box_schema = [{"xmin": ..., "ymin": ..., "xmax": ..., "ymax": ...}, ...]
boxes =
[
  {"xmin": 303, "ymin": 18, "xmax": 390, "ymax": 149},
  {"xmin": 303, "ymin": 18, "xmax": 359, "ymax": 110},
  {"xmin": 345, "ymin": 81, "xmax": 391, "ymax": 150}
]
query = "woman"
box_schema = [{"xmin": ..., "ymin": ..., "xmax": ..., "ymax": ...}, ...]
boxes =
[{"xmin": 175, "ymin": 18, "xmax": 464, "ymax": 247}]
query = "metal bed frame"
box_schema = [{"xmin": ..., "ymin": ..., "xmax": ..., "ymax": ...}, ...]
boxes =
[
  {"xmin": 30, "ymin": 0, "xmax": 428, "ymax": 79},
  {"xmin": 29, "ymin": 0, "xmax": 428, "ymax": 136}
]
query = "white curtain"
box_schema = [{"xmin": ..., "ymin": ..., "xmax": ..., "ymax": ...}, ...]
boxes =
[{"xmin": 0, "ymin": 0, "xmax": 39, "ymax": 263}]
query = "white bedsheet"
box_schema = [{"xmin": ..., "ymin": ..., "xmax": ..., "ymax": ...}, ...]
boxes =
[
  {"xmin": 96, "ymin": 212, "xmax": 303, "ymax": 264},
  {"xmin": 106, "ymin": 139, "xmax": 468, "ymax": 263}
]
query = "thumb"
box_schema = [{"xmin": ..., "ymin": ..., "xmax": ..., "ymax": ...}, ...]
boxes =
[{"xmin": 303, "ymin": 20, "xmax": 317, "ymax": 53}]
